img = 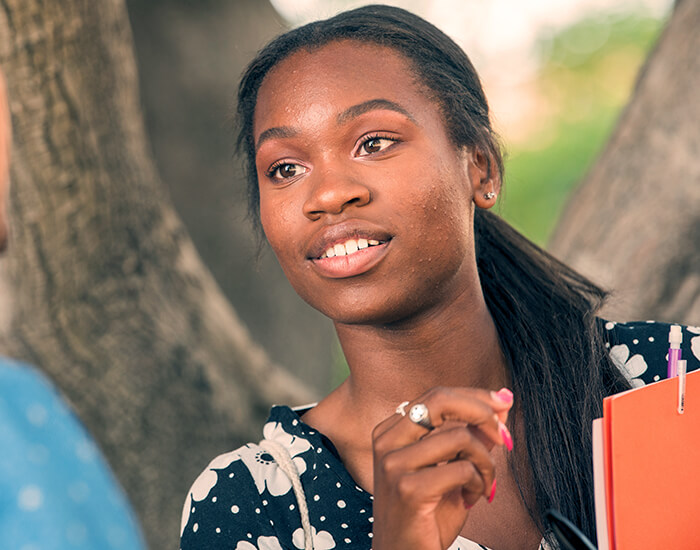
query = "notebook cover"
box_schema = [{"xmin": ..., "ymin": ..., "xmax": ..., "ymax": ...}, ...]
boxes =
[{"xmin": 603, "ymin": 369, "xmax": 700, "ymax": 549}]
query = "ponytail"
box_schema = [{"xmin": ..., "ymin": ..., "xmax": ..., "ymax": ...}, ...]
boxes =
[{"xmin": 475, "ymin": 209, "xmax": 631, "ymax": 543}]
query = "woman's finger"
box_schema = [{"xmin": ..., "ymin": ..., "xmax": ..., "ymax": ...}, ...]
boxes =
[
  {"xmin": 395, "ymin": 459, "xmax": 487, "ymax": 504},
  {"xmin": 379, "ymin": 424, "xmax": 497, "ymax": 499},
  {"xmin": 374, "ymin": 386, "xmax": 513, "ymax": 452}
]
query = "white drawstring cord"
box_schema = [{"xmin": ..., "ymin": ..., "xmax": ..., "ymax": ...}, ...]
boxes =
[{"xmin": 260, "ymin": 439, "xmax": 314, "ymax": 550}]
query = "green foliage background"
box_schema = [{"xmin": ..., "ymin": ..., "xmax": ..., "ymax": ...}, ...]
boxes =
[{"xmin": 499, "ymin": 12, "xmax": 665, "ymax": 246}]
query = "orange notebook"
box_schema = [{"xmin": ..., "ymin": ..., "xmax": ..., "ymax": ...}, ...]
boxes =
[{"xmin": 592, "ymin": 368, "xmax": 700, "ymax": 549}]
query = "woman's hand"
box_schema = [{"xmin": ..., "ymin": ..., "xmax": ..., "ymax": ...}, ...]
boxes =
[{"xmin": 371, "ymin": 387, "xmax": 514, "ymax": 550}]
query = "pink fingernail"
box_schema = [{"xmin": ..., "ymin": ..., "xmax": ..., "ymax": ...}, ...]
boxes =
[
  {"xmin": 499, "ymin": 421, "xmax": 513, "ymax": 451},
  {"xmin": 488, "ymin": 479, "xmax": 497, "ymax": 503},
  {"xmin": 492, "ymin": 388, "xmax": 513, "ymax": 404}
]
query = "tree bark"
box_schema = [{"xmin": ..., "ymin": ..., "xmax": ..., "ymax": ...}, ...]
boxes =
[
  {"xmin": 549, "ymin": 0, "xmax": 700, "ymax": 325},
  {"xmin": 125, "ymin": 0, "xmax": 338, "ymax": 392},
  {"xmin": 0, "ymin": 1, "xmax": 313, "ymax": 548}
]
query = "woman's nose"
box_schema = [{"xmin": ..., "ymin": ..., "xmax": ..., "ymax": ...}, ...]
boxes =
[{"xmin": 302, "ymin": 169, "xmax": 371, "ymax": 220}]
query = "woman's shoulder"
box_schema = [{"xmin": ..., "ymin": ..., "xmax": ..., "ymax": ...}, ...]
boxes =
[
  {"xmin": 180, "ymin": 405, "xmax": 374, "ymax": 549},
  {"xmin": 600, "ymin": 319, "xmax": 700, "ymax": 386}
]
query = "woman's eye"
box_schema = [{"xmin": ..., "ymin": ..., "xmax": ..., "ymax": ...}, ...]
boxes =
[
  {"xmin": 358, "ymin": 137, "xmax": 396, "ymax": 156},
  {"xmin": 269, "ymin": 163, "xmax": 307, "ymax": 180}
]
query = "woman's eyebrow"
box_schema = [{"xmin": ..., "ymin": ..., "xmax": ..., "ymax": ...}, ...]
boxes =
[
  {"xmin": 255, "ymin": 126, "xmax": 298, "ymax": 153},
  {"xmin": 337, "ymin": 99, "xmax": 417, "ymax": 125},
  {"xmin": 255, "ymin": 99, "xmax": 416, "ymax": 153}
]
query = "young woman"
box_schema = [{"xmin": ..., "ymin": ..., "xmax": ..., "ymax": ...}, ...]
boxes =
[{"xmin": 180, "ymin": 6, "xmax": 699, "ymax": 549}]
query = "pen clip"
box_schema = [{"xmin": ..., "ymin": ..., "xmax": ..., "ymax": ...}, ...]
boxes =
[{"xmin": 677, "ymin": 359, "xmax": 687, "ymax": 414}]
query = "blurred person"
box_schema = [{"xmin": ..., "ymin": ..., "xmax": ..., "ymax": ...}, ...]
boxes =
[{"xmin": 0, "ymin": 67, "xmax": 146, "ymax": 550}]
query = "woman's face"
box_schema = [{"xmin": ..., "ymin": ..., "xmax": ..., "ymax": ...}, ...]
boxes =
[{"xmin": 253, "ymin": 41, "xmax": 484, "ymax": 325}]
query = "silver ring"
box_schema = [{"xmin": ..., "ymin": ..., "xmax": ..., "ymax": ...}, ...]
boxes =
[
  {"xmin": 395, "ymin": 401, "xmax": 409, "ymax": 416},
  {"xmin": 408, "ymin": 403, "xmax": 433, "ymax": 429}
]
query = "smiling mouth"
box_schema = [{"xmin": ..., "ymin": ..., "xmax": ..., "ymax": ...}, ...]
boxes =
[{"xmin": 317, "ymin": 238, "xmax": 387, "ymax": 259}]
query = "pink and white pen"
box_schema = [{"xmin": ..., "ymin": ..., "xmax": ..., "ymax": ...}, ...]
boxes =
[{"xmin": 667, "ymin": 324, "xmax": 682, "ymax": 378}]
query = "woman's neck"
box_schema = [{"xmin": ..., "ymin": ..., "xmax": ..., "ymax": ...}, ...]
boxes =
[{"xmin": 337, "ymin": 284, "xmax": 507, "ymax": 409}]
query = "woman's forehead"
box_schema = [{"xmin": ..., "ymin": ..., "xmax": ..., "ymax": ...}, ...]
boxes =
[{"xmin": 252, "ymin": 41, "xmax": 429, "ymax": 135}]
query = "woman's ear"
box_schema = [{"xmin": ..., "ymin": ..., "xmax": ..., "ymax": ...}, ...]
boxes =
[{"xmin": 467, "ymin": 147, "xmax": 501, "ymax": 210}]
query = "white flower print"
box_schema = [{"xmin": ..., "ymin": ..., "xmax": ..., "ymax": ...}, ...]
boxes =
[
  {"xmin": 292, "ymin": 526, "xmax": 336, "ymax": 549},
  {"xmin": 687, "ymin": 326, "xmax": 700, "ymax": 362},
  {"xmin": 237, "ymin": 421, "xmax": 311, "ymax": 497},
  {"xmin": 610, "ymin": 344, "xmax": 648, "ymax": 387},
  {"xmin": 181, "ymin": 449, "xmax": 244, "ymax": 534},
  {"xmin": 236, "ymin": 536, "xmax": 285, "ymax": 550}
]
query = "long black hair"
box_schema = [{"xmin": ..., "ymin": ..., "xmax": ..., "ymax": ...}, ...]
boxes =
[{"xmin": 236, "ymin": 4, "xmax": 631, "ymax": 544}]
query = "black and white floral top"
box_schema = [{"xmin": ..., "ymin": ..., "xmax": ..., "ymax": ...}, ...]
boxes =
[{"xmin": 180, "ymin": 321, "xmax": 700, "ymax": 550}]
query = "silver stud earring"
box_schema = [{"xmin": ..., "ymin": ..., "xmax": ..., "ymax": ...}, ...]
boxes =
[{"xmin": 483, "ymin": 191, "xmax": 496, "ymax": 200}]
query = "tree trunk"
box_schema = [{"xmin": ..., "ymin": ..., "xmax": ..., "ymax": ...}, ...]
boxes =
[
  {"xmin": 549, "ymin": 0, "xmax": 700, "ymax": 325},
  {"xmin": 0, "ymin": 1, "xmax": 313, "ymax": 549},
  {"xmin": 125, "ymin": 0, "xmax": 338, "ymax": 392}
]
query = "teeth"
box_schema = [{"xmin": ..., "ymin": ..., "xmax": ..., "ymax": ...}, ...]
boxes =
[{"xmin": 320, "ymin": 238, "xmax": 382, "ymax": 259}]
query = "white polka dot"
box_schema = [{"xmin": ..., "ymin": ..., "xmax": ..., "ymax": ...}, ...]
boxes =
[
  {"xmin": 605, "ymin": 342, "xmax": 611, "ymax": 348},
  {"xmin": 68, "ymin": 481, "xmax": 90, "ymax": 503},
  {"xmin": 324, "ymin": 464, "xmax": 330, "ymax": 468},
  {"xmin": 290, "ymin": 504, "xmax": 295, "ymax": 510},
  {"xmin": 270, "ymin": 520, "xmax": 274, "ymax": 526},
  {"xmin": 360, "ymin": 509, "xmax": 366, "ymax": 514},
  {"xmin": 309, "ymin": 431, "xmax": 315, "ymax": 435},
  {"xmin": 355, "ymin": 486, "xmax": 362, "ymax": 491},
  {"xmin": 229, "ymin": 473, "xmax": 234, "ymax": 478},
  {"xmin": 633, "ymin": 339, "xmax": 639, "ymax": 345},
  {"xmin": 314, "ymin": 495, "xmax": 320, "ymax": 501},
  {"xmin": 191, "ymin": 506, "xmax": 196, "ymax": 513},
  {"xmin": 292, "ymin": 419, "xmax": 299, "ymax": 426},
  {"xmin": 18, "ymin": 485, "xmax": 43, "ymax": 511},
  {"xmin": 341, "ymin": 523, "xmax": 348, "ymax": 529},
  {"xmin": 369, "ymin": 517, "xmax": 374, "ymax": 522},
  {"xmin": 231, "ymin": 505, "xmax": 240, "ymax": 514},
  {"xmin": 216, "ymin": 527, "xmax": 221, "ymax": 534},
  {"xmin": 320, "ymin": 516, "xmax": 326, "ymax": 521},
  {"xmin": 368, "ymin": 533, "xmax": 373, "ymax": 538},
  {"xmin": 605, "ymin": 322, "xmax": 615, "ymax": 330},
  {"xmin": 27, "ymin": 444, "xmax": 49, "ymax": 464},
  {"xmin": 337, "ymin": 500, "xmax": 346, "ymax": 508},
  {"xmin": 653, "ymin": 375, "xmax": 660, "ymax": 381},
  {"xmin": 345, "ymin": 538, "xmax": 351, "ymax": 544},
  {"xmin": 107, "ymin": 526, "xmax": 126, "ymax": 547},
  {"xmin": 192, "ymin": 523, "xmax": 199, "ymax": 533},
  {"xmin": 317, "ymin": 448, "xmax": 322, "ymax": 454},
  {"xmin": 336, "ymin": 482, "xmax": 341, "ymax": 488},
  {"xmin": 255, "ymin": 508, "xmax": 261, "ymax": 514},
  {"xmin": 66, "ymin": 522, "xmax": 87, "ymax": 544},
  {"xmin": 26, "ymin": 403, "xmax": 48, "ymax": 427},
  {"xmin": 262, "ymin": 500, "xmax": 268, "ymax": 505},
  {"xmin": 646, "ymin": 320, "xmax": 654, "ymax": 323},
  {"xmin": 75, "ymin": 440, "xmax": 96, "ymax": 462},
  {"xmin": 247, "ymin": 533, "xmax": 252, "ymax": 539},
  {"xmin": 648, "ymin": 336, "xmax": 655, "ymax": 342},
  {"xmin": 212, "ymin": 496, "xmax": 217, "ymax": 503}
]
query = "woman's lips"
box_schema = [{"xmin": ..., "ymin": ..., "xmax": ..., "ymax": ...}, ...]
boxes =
[{"xmin": 310, "ymin": 238, "xmax": 390, "ymax": 278}]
